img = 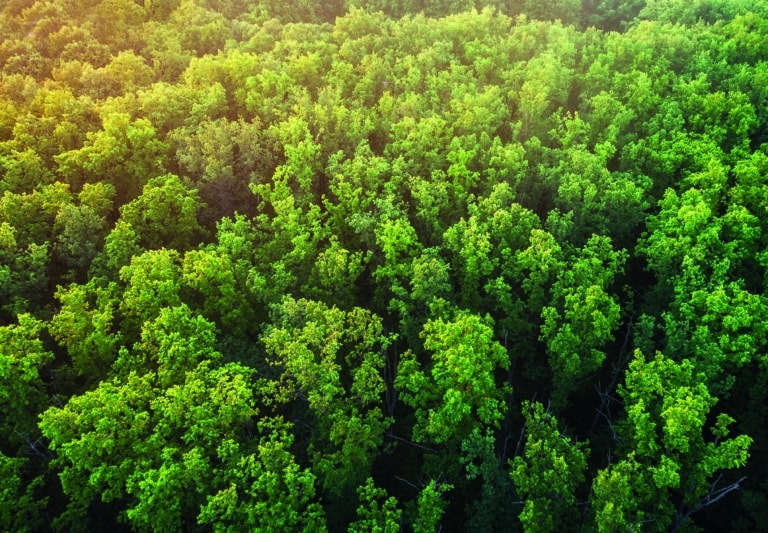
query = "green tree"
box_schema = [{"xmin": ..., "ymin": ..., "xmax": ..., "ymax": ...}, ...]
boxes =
[
  {"xmin": 49, "ymin": 279, "xmax": 120, "ymax": 381},
  {"xmin": 171, "ymin": 119, "xmax": 270, "ymax": 222},
  {"xmin": 515, "ymin": 46, "xmax": 575, "ymax": 142},
  {"xmin": 118, "ymin": 173, "xmax": 206, "ymax": 250},
  {"xmin": 592, "ymin": 350, "xmax": 752, "ymax": 531},
  {"xmin": 90, "ymin": 219, "xmax": 144, "ymax": 279},
  {"xmin": 348, "ymin": 478, "xmax": 401, "ymax": 533},
  {"xmin": 113, "ymin": 304, "xmax": 222, "ymax": 385},
  {"xmin": 323, "ymin": 142, "xmax": 392, "ymax": 245},
  {"xmin": 123, "ymin": 361, "xmax": 258, "ymax": 531},
  {"xmin": 372, "ymin": 212, "xmax": 424, "ymax": 330},
  {"xmin": 181, "ymin": 248, "xmax": 256, "ymax": 338},
  {"xmin": 197, "ymin": 419, "xmax": 327, "ymax": 532},
  {"xmin": 539, "ymin": 235, "xmax": 626, "ymax": 405},
  {"xmin": 543, "ymin": 138, "xmax": 649, "ymax": 247},
  {"xmin": 53, "ymin": 202, "xmax": 109, "ymax": 276},
  {"xmin": 55, "ymin": 113, "xmax": 169, "ymax": 202},
  {"xmin": 248, "ymin": 129, "xmax": 328, "ymax": 305},
  {"xmin": 443, "ymin": 183, "xmax": 540, "ymax": 313},
  {"xmin": 413, "ymin": 480, "xmax": 453, "ymax": 533},
  {"xmin": 0, "ymin": 453, "xmax": 46, "ymax": 533},
  {"xmin": 396, "ymin": 310, "xmax": 509, "ymax": 444},
  {"xmin": 167, "ymin": 0, "xmax": 231, "ymax": 56},
  {"xmin": 511, "ymin": 401, "xmax": 588, "ymax": 533},
  {"xmin": 305, "ymin": 235, "xmax": 369, "ymax": 307},
  {"xmin": 0, "ymin": 222, "xmax": 50, "ymax": 318},
  {"xmin": 0, "ymin": 314, "xmax": 54, "ymax": 447},
  {"xmin": 460, "ymin": 428, "xmax": 520, "ymax": 531},
  {"xmin": 262, "ymin": 297, "xmax": 394, "ymax": 497},
  {"xmin": 582, "ymin": 0, "xmax": 646, "ymax": 30},
  {"xmin": 524, "ymin": 0, "xmax": 582, "ymax": 25},
  {"xmin": 0, "ymin": 181, "xmax": 71, "ymax": 248},
  {"xmin": 40, "ymin": 305, "xmax": 260, "ymax": 531},
  {"xmin": 118, "ymin": 248, "xmax": 183, "ymax": 340},
  {"xmin": 0, "ymin": 148, "xmax": 54, "ymax": 194}
]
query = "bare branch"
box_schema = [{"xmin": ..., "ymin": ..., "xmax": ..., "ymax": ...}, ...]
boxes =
[
  {"xmin": 394, "ymin": 475, "xmax": 420, "ymax": 491},
  {"xmin": 14, "ymin": 430, "xmax": 51, "ymax": 460},
  {"xmin": 589, "ymin": 313, "xmax": 635, "ymax": 438},
  {"xmin": 672, "ymin": 476, "xmax": 747, "ymax": 532},
  {"xmin": 385, "ymin": 430, "xmax": 440, "ymax": 455},
  {"xmin": 383, "ymin": 344, "xmax": 398, "ymax": 418}
]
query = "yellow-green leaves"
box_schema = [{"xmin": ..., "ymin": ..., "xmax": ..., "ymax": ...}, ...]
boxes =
[
  {"xmin": 0, "ymin": 314, "xmax": 54, "ymax": 443},
  {"xmin": 539, "ymin": 234, "xmax": 626, "ymax": 405},
  {"xmin": 413, "ymin": 480, "xmax": 452, "ymax": 533},
  {"xmin": 595, "ymin": 350, "xmax": 754, "ymax": 531},
  {"xmin": 263, "ymin": 297, "xmax": 393, "ymax": 496},
  {"xmin": 50, "ymin": 280, "xmax": 119, "ymax": 380},
  {"xmin": 397, "ymin": 310, "xmax": 509, "ymax": 444},
  {"xmin": 349, "ymin": 478, "xmax": 400, "ymax": 533},
  {"xmin": 54, "ymin": 113, "xmax": 169, "ymax": 202},
  {"xmin": 591, "ymin": 455, "xmax": 647, "ymax": 533},
  {"xmin": 198, "ymin": 422, "xmax": 327, "ymax": 532},
  {"xmin": 40, "ymin": 359, "xmax": 260, "ymax": 531},
  {"xmin": 0, "ymin": 452, "xmax": 46, "ymax": 533},
  {"xmin": 511, "ymin": 401, "xmax": 588, "ymax": 533}
]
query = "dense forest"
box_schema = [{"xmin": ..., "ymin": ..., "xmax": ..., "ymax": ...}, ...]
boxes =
[{"xmin": 2, "ymin": 0, "xmax": 768, "ymax": 530}]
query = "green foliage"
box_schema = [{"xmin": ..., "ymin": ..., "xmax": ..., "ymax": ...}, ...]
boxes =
[
  {"xmin": 181, "ymin": 248, "xmax": 257, "ymax": 336},
  {"xmin": 0, "ymin": 453, "xmax": 46, "ymax": 533},
  {"xmin": 461, "ymin": 428, "xmax": 519, "ymax": 531},
  {"xmin": 544, "ymin": 139, "xmax": 650, "ymax": 246},
  {"xmin": 0, "ymin": 181, "xmax": 71, "ymax": 248},
  {"xmin": 592, "ymin": 350, "xmax": 753, "ymax": 531},
  {"xmin": 583, "ymin": 0, "xmax": 646, "ymax": 31},
  {"xmin": 54, "ymin": 113, "xmax": 169, "ymax": 201},
  {"xmin": 348, "ymin": 478, "xmax": 401, "ymax": 533},
  {"xmin": 0, "ymin": 314, "xmax": 54, "ymax": 445},
  {"xmin": 396, "ymin": 310, "xmax": 509, "ymax": 444},
  {"xmin": 125, "ymin": 362, "xmax": 258, "ymax": 531},
  {"xmin": 93, "ymin": 219, "xmax": 144, "ymax": 278},
  {"xmin": 0, "ymin": 1, "xmax": 765, "ymax": 529},
  {"xmin": 511, "ymin": 401, "xmax": 588, "ymax": 533},
  {"xmin": 443, "ymin": 186, "xmax": 540, "ymax": 309},
  {"xmin": 39, "ymin": 356, "xmax": 260, "ymax": 531},
  {"xmin": 53, "ymin": 202, "xmax": 108, "ymax": 274},
  {"xmin": 197, "ymin": 420, "xmax": 327, "ymax": 532},
  {"xmin": 0, "ymin": 227, "xmax": 50, "ymax": 317},
  {"xmin": 118, "ymin": 173, "xmax": 206, "ymax": 250},
  {"xmin": 539, "ymin": 235, "xmax": 626, "ymax": 405},
  {"xmin": 262, "ymin": 297, "xmax": 393, "ymax": 496},
  {"xmin": 373, "ymin": 213, "xmax": 424, "ymax": 320},
  {"xmin": 49, "ymin": 280, "xmax": 120, "ymax": 380},
  {"xmin": 0, "ymin": 148, "xmax": 54, "ymax": 194},
  {"xmin": 118, "ymin": 248, "xmax": 183, "ymax": 336},
  {"xmin": 115, "ymin": 304, "xmax": 222, "ymax": 386},
  {"xmin": 413, "ymin": 480, "xmax": 452, "ymax": 533}
]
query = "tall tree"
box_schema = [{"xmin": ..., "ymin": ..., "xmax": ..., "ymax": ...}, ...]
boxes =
[
  {"xmin": 262, "ymin": 297, "xmax": 394, "ymax": 497},
  {"xmin": 396, "ymin": 309, "xmax": 509, "ymax": 445},
  {"xmin": 592, "ymin": 350, "xmax": 752, "ymax": 531},
  {"xmin": 511, "ymin": 401, "xmax": 588, "ymax": 533}
]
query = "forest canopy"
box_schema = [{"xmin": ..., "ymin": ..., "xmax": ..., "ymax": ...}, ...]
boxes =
[{"xmin": 2, "ymin": 0, "xmax": 768, "ymax": 530}]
